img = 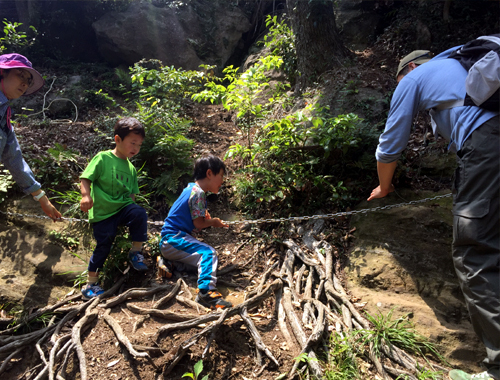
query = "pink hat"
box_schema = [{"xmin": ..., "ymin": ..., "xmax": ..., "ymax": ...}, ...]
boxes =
[{"xmin": 0, "ymin": 53, "xmax": 44, "ymax": 95}]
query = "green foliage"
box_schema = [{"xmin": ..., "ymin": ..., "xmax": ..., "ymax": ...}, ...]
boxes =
[
  {"xmin": 6, "ymin": 303, "xmax": 55, "ymax": 333},
  {"xmin": 132, "ymin": 102, "xmax": 194, "ymax": 204},
  {"xmin": 226, "ymin": 104, "xmax": 362, "ymax": 213},
  {"xmin": 129, "ymin": 59, "xmax": 206, "ymax": 103},
  {"xmin": 98, "ymin": 229, "xmax": 132, "ymax": 289},
  {"xmin": 262, "ymin": 14, "xmax": 297, "ymax": 84},
  {"xmin": 72, "ymin": 269, "xmax": 88, "ymax": 289},
  {"xmin": 193, "ymin": 55, "xmax": 289, "ymax": 145},
  {"xmin": 324, "ymin": 333, "xmax": 360, "ymax": 380},
  {"xmin": 32, "ymin": 143, "xmax": 83, "ymax": 191},
  {"xmin": 48, "ymin": 230, "xmax": 79, "ymax": 251},
  {"xmin": 0, "ymin": 165, "xmax": 14, "ymax": 203},
  {"xmin": 145, "ymin": 232, "xmax": 161, "ymax": 259},
  {"xmin": 395, "ymin": 365, "xmax": 444, "ymax": 380},
  {"xmin": 85, "ymin": 59, "xmax": 199, "ymax": 203},
  {"xmin": 353, "ymin": 308, "xmax": 448, "ymax": 365},
  {"xmin": 0, "ymin": 19, "xmax": 37, "ymax": 54},
  {"xmin": 51, "ymin": 189, "xmax": 89, "ymax": 222},
  {"xmin": 182, "ymin": 359, "xmax": 209, "ymax": 380}
]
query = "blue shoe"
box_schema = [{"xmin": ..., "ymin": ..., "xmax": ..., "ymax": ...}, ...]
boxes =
[
  {"xmin": 129, "ymin": 250, "xmax": 148, "ymax": 272},
  {"xmin": 81, "ymin": 282, "xmax": 104, "ymax": 300}
]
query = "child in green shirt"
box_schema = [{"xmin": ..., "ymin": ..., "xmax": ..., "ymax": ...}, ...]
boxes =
[{"xmin": 79, "ymin": 117, "xmax": 148, "ymax": 299}]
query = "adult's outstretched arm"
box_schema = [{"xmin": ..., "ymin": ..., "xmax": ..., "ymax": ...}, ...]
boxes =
[{"xmin": 367, "ymin": 161, "xmax": 397, "ymax": 201}]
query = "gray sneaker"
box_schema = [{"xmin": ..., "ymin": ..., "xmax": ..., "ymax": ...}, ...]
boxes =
[{"xmin": 449, "ymin": 370, "xmax": 495, "ymax": 380}]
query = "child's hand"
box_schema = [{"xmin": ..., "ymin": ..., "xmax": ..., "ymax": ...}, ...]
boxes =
[
  {"xmin": 211, "ymin": 217, "xmax": 228, "ymax": 228},
  {"xmin": 205, "ymin": 211, "xmax": 211, "ymax": 219},
  {"xmin": 80, "ymin": 195, "xmax": 93, "ymax": 212}
]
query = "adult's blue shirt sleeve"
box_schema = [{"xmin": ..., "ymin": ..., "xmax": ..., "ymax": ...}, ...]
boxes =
[
  {"xmin": 0, "ymin": 127, "xmax": 40, "ymax": 194},
  {"xmin": 375, "ymin": 76, "xmax": 421, "ymax": 163}
]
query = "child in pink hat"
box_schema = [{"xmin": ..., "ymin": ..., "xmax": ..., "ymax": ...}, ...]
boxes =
[{"xmin": 0, "ymin": 53, "xmax": 61, "ymax": 220}]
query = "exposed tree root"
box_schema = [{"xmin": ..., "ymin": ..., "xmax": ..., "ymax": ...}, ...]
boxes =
[{"xmin": 0, "ymin": 225, "xmax": 451, "ymax": 379}]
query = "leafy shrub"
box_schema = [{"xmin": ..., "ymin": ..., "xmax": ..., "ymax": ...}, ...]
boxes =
[
  {"xmin": 0, "ymin": 19, "xmax": 37, "ymax": 54},
  {"xmin": 261, "ymin": 14, "xmax": 297, "ymax": 84},
  {"xmin": 131, "ymin": 103, "xmax": 194, "ymax": 205},
  {"xmin": 129, "ymin": 59, "xmax": 206, "ymax": 104},
  {"xmin": 226, "ymin": 104, "xmax": 364, "ymax": 214},
  {"xmin": 31, "ymin": 143, "xmax": 83, "ymax": 191},
  {"xmin": 193, "ymin": 55, "xmax": 289, "ymax": 145}
]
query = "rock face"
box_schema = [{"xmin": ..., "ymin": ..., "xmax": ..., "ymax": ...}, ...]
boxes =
[
  {"xmin": 0, "ymin": 197, "xmax": 86, "ymax": 310},
  {"xmin": 335, "ymin": 0, "xmax": 383, "ymax": 51},
  {"xmin": 92, "ymin": 1, "xmax": 252, "ymax": 69},
  {"xmin": 346, "ymin": 189, "xmax": 485, "ymax": 372}
]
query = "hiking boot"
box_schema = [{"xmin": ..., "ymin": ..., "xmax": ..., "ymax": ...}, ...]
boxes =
[
  {"xmin": 449, "ymin": 370, "xmax": 495, "ymax": 380},
  {"xmin": 128, "ymin": 250, "xmax": 148, "ymax": 272},
  {"xmin": 157, "ymin": 256, "xmax": 173, "ymax": 279},
  {"xmin": 81, "ymin": 282, "xmax": 104, "ymax": 300},
  {"xmin": 195, "ymin": 290, "xmax": 233, "ymax": 310}
]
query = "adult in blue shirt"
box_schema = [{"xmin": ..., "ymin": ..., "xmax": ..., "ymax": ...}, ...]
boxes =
[
  {"xmin": 368, "ymin": 48, "xmax": 499, "ymax": 380},
  {"xmin": 0, "ymin": 53, "xmax": 61, "ymax": 221}
]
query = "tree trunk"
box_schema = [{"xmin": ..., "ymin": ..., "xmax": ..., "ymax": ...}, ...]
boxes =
[{"xmin": 287, "ymin": 0, "xmax": 351, "ymax": 92}]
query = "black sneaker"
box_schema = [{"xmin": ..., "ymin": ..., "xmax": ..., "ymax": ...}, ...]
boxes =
[
  {"xmin": 157, "ymin": 256, "xmax": 173, "ymax": 279},
  {"xmin": 195, "ymin": 290, "xmax": 233, "ymax": 310}
]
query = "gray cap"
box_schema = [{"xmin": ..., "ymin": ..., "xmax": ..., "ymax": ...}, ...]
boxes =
[{"xmin": 396, "ymin": 50, "xmax": 432, "ymax": 78}]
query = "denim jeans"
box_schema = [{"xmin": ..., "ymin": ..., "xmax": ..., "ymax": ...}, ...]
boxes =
[{"xmin": 88, "ymin": 203, "xmax": 147, "ymax": 272}]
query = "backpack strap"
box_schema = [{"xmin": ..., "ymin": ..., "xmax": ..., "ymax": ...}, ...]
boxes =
[
  {"xmin": 477, "ymin": 35, "xmax": 500, "ymax": 47},
  {"xmin": 433, "ymin": 99, "xmax": 465, "ymax": 111}
]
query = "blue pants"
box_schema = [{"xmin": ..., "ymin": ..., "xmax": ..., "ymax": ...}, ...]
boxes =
[
  {"xmin": 88, "ymin": 204, "xmax": 147, "ymax": 272},
  {"xmin": 160, "ymin": 231, "xmax": 218, "ymax": 290},
  {"xmin": 453, "ymin": 116, "xmax": 499, "ymax": 378}
]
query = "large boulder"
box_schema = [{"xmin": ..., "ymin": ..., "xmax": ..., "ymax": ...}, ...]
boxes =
[
  {"xmin": 92, "ymin": 1, "xmax": 252, "ymax": 69},
  {"xmin": 335, "ymin": 0, "xmax": 383, "ymax": 51}
]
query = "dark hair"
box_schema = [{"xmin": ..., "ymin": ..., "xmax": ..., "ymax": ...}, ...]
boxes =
[
  {"xmin": 193, "ymin": 155, "xmax": 226, "ymax": 180},
  {"xmin": 114, "ymin": 117, "xmax": 145, "ymax": 140},
  {"xmin": 0, "ymin": 68, "xmax": 10, "ymax": 80}
]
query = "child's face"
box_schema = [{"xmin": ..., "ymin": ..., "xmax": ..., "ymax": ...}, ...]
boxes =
[
  {"xmin": 207, "ymin": 169, "xmax": 225, "ymax": 194},
  {"xmin": 114, "ymin": 132, "xmax": 144, "ymax": 159},
  {"xmin": 1, "ymin": 69, "xmax": 33, "ymax": 100}
]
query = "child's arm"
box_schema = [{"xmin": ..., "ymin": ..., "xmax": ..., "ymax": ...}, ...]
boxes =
[
  {"xmin": 193, "ymin": 214, "xmax": 228, "ymax": 229},
  {"xmin": 130, "ymin": 194, "xmax": 135, "ymax": 202},
  {"xmin": 80, "ymin": 179, "xmax": 93, "ymax": 212}
]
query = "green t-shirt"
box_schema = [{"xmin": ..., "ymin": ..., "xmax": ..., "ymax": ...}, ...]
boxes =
[{"xmin": 80, "ymin": 150, "xmax": 139, "ymax": 223}]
